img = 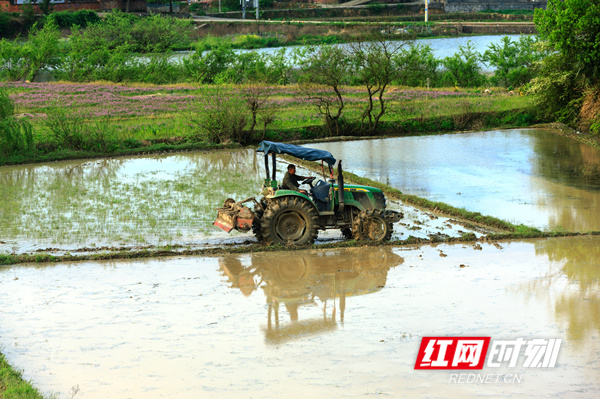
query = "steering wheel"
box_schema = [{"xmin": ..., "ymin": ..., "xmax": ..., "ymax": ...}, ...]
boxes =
[{"xmin": 301, "ymin": 176, "xmax": 316, "ymax": 187}]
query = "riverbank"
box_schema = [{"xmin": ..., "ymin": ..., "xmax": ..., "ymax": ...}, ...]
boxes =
[
  {"xmin": 536, "ymin": 122, "xmax": 600, "ymax": 149},
  {"xmin": 192, "ymin": 20, "xmax": 537, "ymax": 44}
]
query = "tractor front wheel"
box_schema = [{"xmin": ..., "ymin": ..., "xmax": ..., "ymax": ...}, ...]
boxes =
[
  {"xmin": 352, "ymin": 209, "xmax": 393, "ymax": 243},
  {"xmin": 262, "ymin": 197, "xmax": 319, "ymax": 246}
]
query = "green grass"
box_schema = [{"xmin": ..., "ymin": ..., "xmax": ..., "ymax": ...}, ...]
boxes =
[
  {"xmin": 3, "ymin": 82, "xmax": 536, "ymax": 166},
  {"xmin": 7, "ymin": 83, "xmax": 531, "ymax": 151},
  {"xmin": 0, "ymin": 353, "xmax": 45, "ymax": 399}
]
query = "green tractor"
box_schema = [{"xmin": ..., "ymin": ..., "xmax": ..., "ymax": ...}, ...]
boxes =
[{"xmin": 214, "ymin": 140, "xmax": 403, "ymax": 245}]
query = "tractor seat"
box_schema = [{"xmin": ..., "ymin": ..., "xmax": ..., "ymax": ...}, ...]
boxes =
[{"xmin": 311, "ymin": 180, "xmax": 330, "ymax": 202}]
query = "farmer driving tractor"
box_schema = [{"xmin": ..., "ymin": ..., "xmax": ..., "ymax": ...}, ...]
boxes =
[
  {"xmin": 282, "ymin": 164, "xmax": 314, "ymax": 195},
  {"xmin": 214, "ymin": 140, "xmax": 403, "ymax": 246}
]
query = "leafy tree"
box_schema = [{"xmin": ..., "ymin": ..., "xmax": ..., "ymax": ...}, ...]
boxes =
[
  {"xmin": 533, "ymin": 0, "xmax": 600, "ymax": 132},
  {"xmin": 58, "ymin": 25, "xmax": 134, "ymax": 82},
  {"xmin": 482, "ymin": 35, "xmax": 546, "ymax": 88},
  {"xmin": 393, "ymin": 43, "xmax": 439, "ymax": 87},
  {"xmin": 535, "ymin": 0, "xmax": 600, "ymax": 83},
  {"xmin": 21, "ymin": 19, "xmax": 62, "ymax": 81},
  {"xmin": 439, "ymin": 41, "xmax": 486, "ymax": 88},
  {"xmin": 0, "ymin": 20, "xmax": 61, "ymax": 81}
]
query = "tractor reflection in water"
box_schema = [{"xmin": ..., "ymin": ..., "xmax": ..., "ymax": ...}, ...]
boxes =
[{"xmin": 219, "ymin": 247, "xmax": 404, "ymax": 344}]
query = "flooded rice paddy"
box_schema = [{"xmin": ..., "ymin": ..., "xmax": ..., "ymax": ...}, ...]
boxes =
[
  {"xmin": 1, "ymin": 239, "xmax": 599, "ymax": 398},
  {"xmin": 308, "ymin": 129, "xmax": 600, "ymax": 232},
  {"xmin": 0, "ymin": 151, "xmax": 265, "ymax": 253},
  {"xmin": 2, "ymin": 127, "xmax": 600, "ymax": 398},
  {"xmin": 0, "ymin": 149, "xmax": 476, "ymax": 254}
]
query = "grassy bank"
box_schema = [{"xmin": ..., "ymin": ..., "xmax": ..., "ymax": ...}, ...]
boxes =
[
  {"xmin": 1, "ymin": 82, "xmax": 538, "ymax": 166},
  {"xmin": 0, "ymin": 353, "xmax": 44, "ymax": 399}
]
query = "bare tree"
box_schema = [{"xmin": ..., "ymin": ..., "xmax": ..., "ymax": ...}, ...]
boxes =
[
  {"xmin": 297, "ymin": 45, "xmax": 351, "ymax": 136},
  {"xmin": 349, "ymin": 34, "xmax": 409, "ymax": 133},
  {"xmin": 241, "ymin": 83, "xmax": 275, "ymax": 137}
]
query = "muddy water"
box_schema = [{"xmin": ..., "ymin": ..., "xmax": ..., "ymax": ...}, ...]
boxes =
[
  {"xmin": 0, "ymin": 150, "xmax": 267, "ymax": 252},
  {"xmin": 307, "ymin": 129, "xmax": 600, "ymax": 232},
  {"xmin": 1, "ymin": 239, "xmax": 599, "ymax": 398}
]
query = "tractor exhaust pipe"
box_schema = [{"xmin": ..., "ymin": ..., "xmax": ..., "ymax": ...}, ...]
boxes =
[{"xmin": 338, "ymin": 160, "xmax": 344, "ymax": 214}]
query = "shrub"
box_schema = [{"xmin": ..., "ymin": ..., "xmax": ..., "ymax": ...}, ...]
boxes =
[
  {"xmin": 182, "ymin": 41, "xmax": 235, "ymax": 83},
  {"xmin": 0, "ymin": 9, "xmax": 20, "ymax": 38},
  {"xmin": 192, "ymin": 88, "xmax": 251, "ymax": 144},
  {"xmin": 481, "ymin": 35, "xmax": 545, "ymax": 88},
  {"xmin": 190, "ymin": 86, "xmax": 273, "ymax": 144},
  {"xmin": 46, "ymin": 10, "xmax": 101, "ymax": 28},
  {"xmin": 0, "ymin": 89, "xmax": 34, "ymax": 157},
  {"xmin": 43, "ymin": 107, "xmax": 121, "ymax": 152}
]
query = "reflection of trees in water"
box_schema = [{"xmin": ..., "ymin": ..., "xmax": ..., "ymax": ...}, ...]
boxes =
[
  {"xmin": 536, "ymin": 178, "xmax": 600, "ymax": 231},
  {"xmin": 219, "ymin": 247, "xmax": 404, "ymax": 344},
  {"xmin": 529, "ymin": 132, "xmax": 600, "ymax": 231},
  {"xmin": 532, "ymin": 132, "xmax": 600, "ymax": 187},
  {"xmin": 182, "ymin": 149, "xmax": 261, "ymax": 175},
  {"xmin": 535, "ymin": 237, "xmax": 600, "ymax": 342}
]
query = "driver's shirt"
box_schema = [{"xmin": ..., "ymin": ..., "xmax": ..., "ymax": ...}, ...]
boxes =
[{"xmin": 282, "ymin": 171, "xmax": 309, "ymax": 191}]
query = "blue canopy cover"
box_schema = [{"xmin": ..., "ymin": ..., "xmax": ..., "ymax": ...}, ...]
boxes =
[{"xmin": 256, "ymin": 141, "xmax": 337, "ymax": 167}]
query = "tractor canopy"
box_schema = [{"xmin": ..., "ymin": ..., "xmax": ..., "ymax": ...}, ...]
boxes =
[{"xmin": 257, "ymin": 141, "xmax": 337, "ymax": 167}]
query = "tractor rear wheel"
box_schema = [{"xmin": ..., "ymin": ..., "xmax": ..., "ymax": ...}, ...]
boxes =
[
  {"xmin": 352, "ymin": 209, "xmax": 393, "ymax": 243},
  {"xmin": 262, "ymin": 197, "xmax": 319, "ymax": 246}
]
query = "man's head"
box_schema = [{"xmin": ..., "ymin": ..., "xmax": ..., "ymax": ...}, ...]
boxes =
[{"xmin": 287, "ymin": 164, "xmax": 296, "ymax": 174}]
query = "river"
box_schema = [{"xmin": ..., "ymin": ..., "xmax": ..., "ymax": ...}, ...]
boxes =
[{"xmin": 167, "ymin": 34, "xmax": 523, "ymax": 71}]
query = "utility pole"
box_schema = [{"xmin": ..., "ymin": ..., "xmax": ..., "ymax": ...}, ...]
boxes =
[
  {"xmin": 241, "ymin": 0, "xmax": 246, "ymax": 19},
  {"xmin": 255, "ymin": 0, "xmax": 259, "ymax": 20},
  {"xmin": 425, "ymin": 0, "xmax": 428, "ymax": 23}
]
